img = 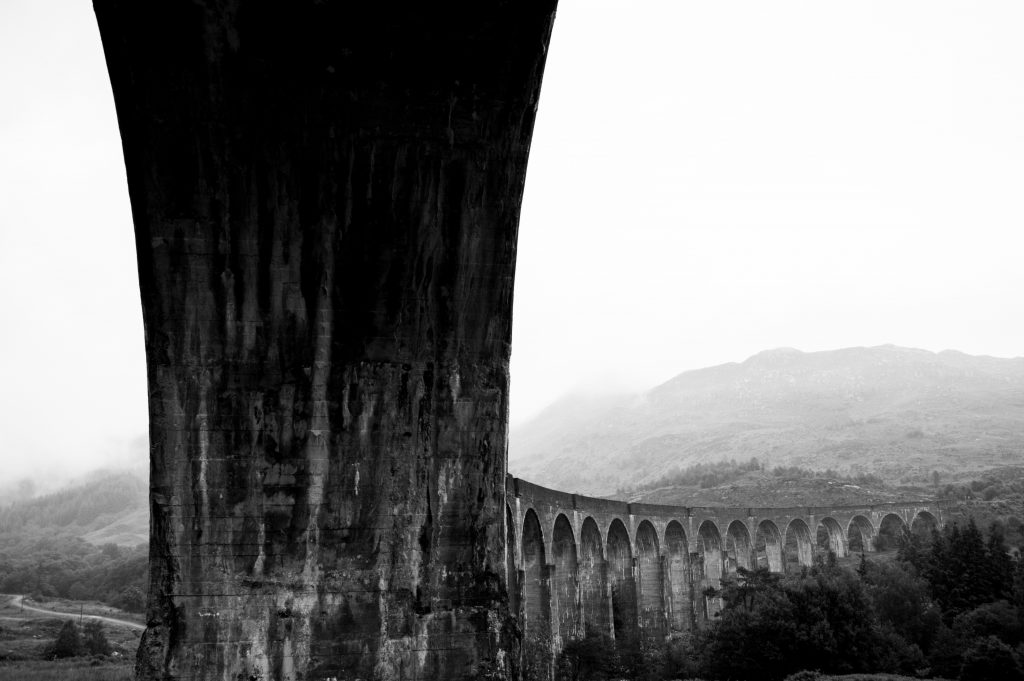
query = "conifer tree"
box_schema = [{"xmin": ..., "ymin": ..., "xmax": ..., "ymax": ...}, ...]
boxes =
[{"xmin": 52, "ymin": 620, "xmax": 82, "ymax": 658}]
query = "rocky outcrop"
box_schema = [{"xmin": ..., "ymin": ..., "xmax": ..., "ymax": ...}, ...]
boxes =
[{"xmin": 94, "ymin": 3, "xmax": 558, "ymax": 679}]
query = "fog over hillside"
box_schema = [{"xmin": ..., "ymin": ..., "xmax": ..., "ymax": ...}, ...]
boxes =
[{"xmin": 510, "ymin": 345, "xmax": 1024, "ymax": 495}]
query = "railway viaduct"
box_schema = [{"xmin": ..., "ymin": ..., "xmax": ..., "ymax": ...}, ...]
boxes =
[
  {"xmin": 93, "ymin": 2, "xmax": 944, "ymax": 680},
  {"xmin": 507, "ymin": 476, "xmax": 945, "ymax": 653}
]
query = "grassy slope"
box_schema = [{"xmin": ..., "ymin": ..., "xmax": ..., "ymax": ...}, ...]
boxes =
[
  {"xmin": 0, "ymin": 472, "xmax": 147, "ymax": 549},
  {"xmin": 0, "ymin": 595, "xmax": 139, "ymax": 679}
]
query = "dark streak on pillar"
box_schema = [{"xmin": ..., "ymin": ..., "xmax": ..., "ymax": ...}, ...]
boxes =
[{"xmin": 93, "ymin": 2, "xmax": 558, "ymax": 679}]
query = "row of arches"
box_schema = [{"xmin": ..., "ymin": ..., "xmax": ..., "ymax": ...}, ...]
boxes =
[{"xmin": 510, "ymin": 506, "xmax": 939, "ymax": 647}]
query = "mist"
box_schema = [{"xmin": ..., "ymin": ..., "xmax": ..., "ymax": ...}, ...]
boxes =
[{"xmin": 2, "ymin": 0, "xmax": 1023, "ymax": 484}]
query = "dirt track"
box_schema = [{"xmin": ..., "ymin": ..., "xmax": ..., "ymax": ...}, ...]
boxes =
[{"xmin": 7, "ymin": 595, "xmax": 144, "ymax": 631}]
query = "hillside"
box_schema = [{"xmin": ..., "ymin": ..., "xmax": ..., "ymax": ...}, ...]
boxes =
[
  {"xmin": 628, "ymin": 471, "xmax": 930, "ymax": 508},
  {"xmin": 509, "ymin": 345, "xmax": 1024, "ymax": 496},
  {"xmin": 0, "ymin": 471, "xmax": 147, "ymax": 547}
]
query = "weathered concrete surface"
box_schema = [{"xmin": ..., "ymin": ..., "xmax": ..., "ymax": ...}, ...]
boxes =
[
  {"xmin": 508, "ymin": 475, "xmax": 946, "ymax": 661},
  {"xmin": 94, "ymin": 3, "xmax": 557, "ymax": 679}
]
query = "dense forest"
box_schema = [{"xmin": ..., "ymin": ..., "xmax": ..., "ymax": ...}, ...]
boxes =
[
  {"xmin": 618, "ymin": 457, "xmax": 886, "ymax": 495},
  {"xmin": 554, "ymin": 520, "xmax": 1024, "ymax": 681},
  {"xmin": 0, "ymin": 535, "xmax": 146, "ymax": 613},
  {"xmin": 0, "ymin": 473, "xmax": 146, "ymax": 612}
]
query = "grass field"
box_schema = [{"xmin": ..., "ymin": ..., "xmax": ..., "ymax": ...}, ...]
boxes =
[
  {"xmin": 0, "ymin": 594, "xmax": 140, "ymax": 678},
  {"xmin": 0, "ymin": 659, "xmax": 133, "ymax": 680}
]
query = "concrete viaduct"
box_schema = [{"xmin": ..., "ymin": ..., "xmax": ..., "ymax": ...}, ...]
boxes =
[
  {"xmin": 507, "ymin": 476, "xmax": 945, "ymax": 651},
  {"xmin": 93, "ymin": 2, "xmax": 944, "ymax": 679}
]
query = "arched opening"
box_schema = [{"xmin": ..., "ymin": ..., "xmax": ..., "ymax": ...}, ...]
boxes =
[
  {"xmin": 579, "ymin": 517, "xmax": 609, "ymax": 637},
  {"xmin": 911, "ymin": 510, "xmax": 939, "ymax": 541},
  {"xmin": 507, "ymin": 505, "xmax": 519, "ymax": 617},
  {"xmin": 815, "ymin": 517, "xmax": 847, "ymax": 561},
  {"xmin": 847, "ymin": 515, "xmax": 875, "ymax": 554},
  {"xmin": 552, "ymin": 514, "xmax": 580, "ymax": 644},
  {"xmin": 635, "ymin": 520, "xmax": 665, "ymax": 637},
  {"xmin": 724, "ymin": 520, "xmax": 753, "ymax": 574},
  {"xmin": 754, "ymin": 520, "xmax": 784, "ymax": 573},
  {"xmin": 665, "ymin": 521, "xmax": 692, "ymax": 633},
  {"xmin": 522, "ymin": 509, "xmax": 550, "ymax": 644},
  {"xmin": 783, "ymin": 519, "xmax": 813, "ymax": 572},
  {"xmin": 875, "ymin": 513, "xmax": 910, "ymax": 551},
  {"xmin": 696, "ymin": 520, "xmax": 723, "ymax": 620},
  {"xmin": 606, "ymin": 519, "xmax": 637, "ymax": 641}
]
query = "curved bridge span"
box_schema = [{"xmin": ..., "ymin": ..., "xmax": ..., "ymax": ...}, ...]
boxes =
[{"xmin": 506, "ymin": 475, "xmax": 945, "ymax": 647}]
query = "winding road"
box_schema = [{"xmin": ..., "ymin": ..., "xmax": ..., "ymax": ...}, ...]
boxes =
[{"xmin": 8, "ymin": 594, "xmax": 145, "ymax": 631}]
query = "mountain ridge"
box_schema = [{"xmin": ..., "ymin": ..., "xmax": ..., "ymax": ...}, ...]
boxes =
[{"xmin": 509, "ymin": 345, "xmax": 1024, "ymax": 496}]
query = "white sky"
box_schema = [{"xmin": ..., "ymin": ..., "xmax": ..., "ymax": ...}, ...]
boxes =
[{"xmin": 1, "ymin": 1, "xmax": 1022, "ymax": 482}]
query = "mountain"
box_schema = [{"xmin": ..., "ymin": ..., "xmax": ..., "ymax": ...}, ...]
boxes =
[
  {"xmin": 0, "ymin": 470, "xmax": 147, "ymax": 547},
  {"xmin": 509, "ymin": 346, "xmax": 1024, "ymax": 496}
]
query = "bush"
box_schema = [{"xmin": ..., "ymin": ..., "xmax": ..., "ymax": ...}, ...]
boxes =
[
  {"xmin": 114, "ymin": 586, "xmax": 145, "ymax": 613},
  {"xmin": 960, "ymin": 635, "xmax": 1024, "ymax": 681},
  {"xmin": 557, "ymin": 630, "xmax": 618, "ymax": 681},
  {"xmin": 954, "ymin": 600, "xmax": 1023, "ymax": 645},
  {"xmin": 82, "ymin": 620, "xmax": 111, "ymax": 656},
  {"xmin": 52, "ymin": 620, "xmax": 82, "ymax": 658}
]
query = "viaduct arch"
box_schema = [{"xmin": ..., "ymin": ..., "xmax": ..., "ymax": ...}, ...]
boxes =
[{"xmin": 508, "ymin": 476, "xmax": 946, "ymax": 663}]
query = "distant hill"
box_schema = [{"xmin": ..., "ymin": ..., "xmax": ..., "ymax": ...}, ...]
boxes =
[
  {"xmin": 0, "ymin": 470, "xmax": 147, "ymax": 547},
  {"xmin": 509, "ymin": 346, "xmax": 1024, "ymax": 496}
]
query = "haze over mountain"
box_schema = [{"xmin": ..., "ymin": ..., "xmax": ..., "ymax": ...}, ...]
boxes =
[
  {"xmin": 0, "ymin": 470, "xmax": 147, "ymax": 547},
  {"xmin": 509, "ymin": 346, "xmax": 1024, "ymax": 496}
]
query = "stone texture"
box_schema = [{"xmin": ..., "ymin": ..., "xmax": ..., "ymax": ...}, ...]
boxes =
[{"xmin": 93, "ymin": 3, "xmax": 557, "ymax": 679}]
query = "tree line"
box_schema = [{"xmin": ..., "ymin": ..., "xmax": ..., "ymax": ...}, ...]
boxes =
[
  {"xmin": 618, "ymin": 457, "xmax": 884, "ymax": 496},
  {"xmin": 0, "ymin": 534, "xmax": 146, "ymax": 613},
  {"xmin": 554, "ymin": 519, "xmax": 1024, "ymax": 681}
]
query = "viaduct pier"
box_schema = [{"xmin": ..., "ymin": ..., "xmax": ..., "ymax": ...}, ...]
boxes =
[{"xmin": 506, "ymin": 475, "xmax": 945, "ymax": 652}]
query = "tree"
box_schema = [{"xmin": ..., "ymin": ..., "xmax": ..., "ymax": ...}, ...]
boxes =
[
  {"xmin": 960, "ymin": 635, "xmax": 1024, "ymax": 681},
  {"xmin": 83, "ymin": 619, "xmax": 112, "ymax": 656},
  {"xmin": 52, "ymin": 620, "xmax": 82, "ymax": 658},
  {"xmin": 116, "ymin": 585, "xmax": 146, "ymax": 612},
  {"xmin": 695, "ymin": 563, "xmax": 892, "ymax": 680},
  {"xmin": 860, "ymin": 560, "xmax": 940, "ymax": 651}
]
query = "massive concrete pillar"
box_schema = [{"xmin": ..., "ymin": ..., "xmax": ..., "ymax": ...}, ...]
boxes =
[{"xmin": 93, "ymin": 3, "xmax": 558, "ymax": 679}]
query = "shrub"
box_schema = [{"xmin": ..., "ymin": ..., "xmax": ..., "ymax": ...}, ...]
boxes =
[
  {"xmin": 52, "ymin": 620, "xmax": 82, "ymax": 658},
  {"xmin": 960, "ymin": 635, "xmax": 1024, "ymax": 681},
  {"xmin": 82, "ymin": 620, "xmax": 111, "ymax": 656}
]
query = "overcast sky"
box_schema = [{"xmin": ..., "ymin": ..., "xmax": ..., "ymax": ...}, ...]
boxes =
[{"xmin": 1, "ymin": 1, "xmax": 1022, "ymax": 483}]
